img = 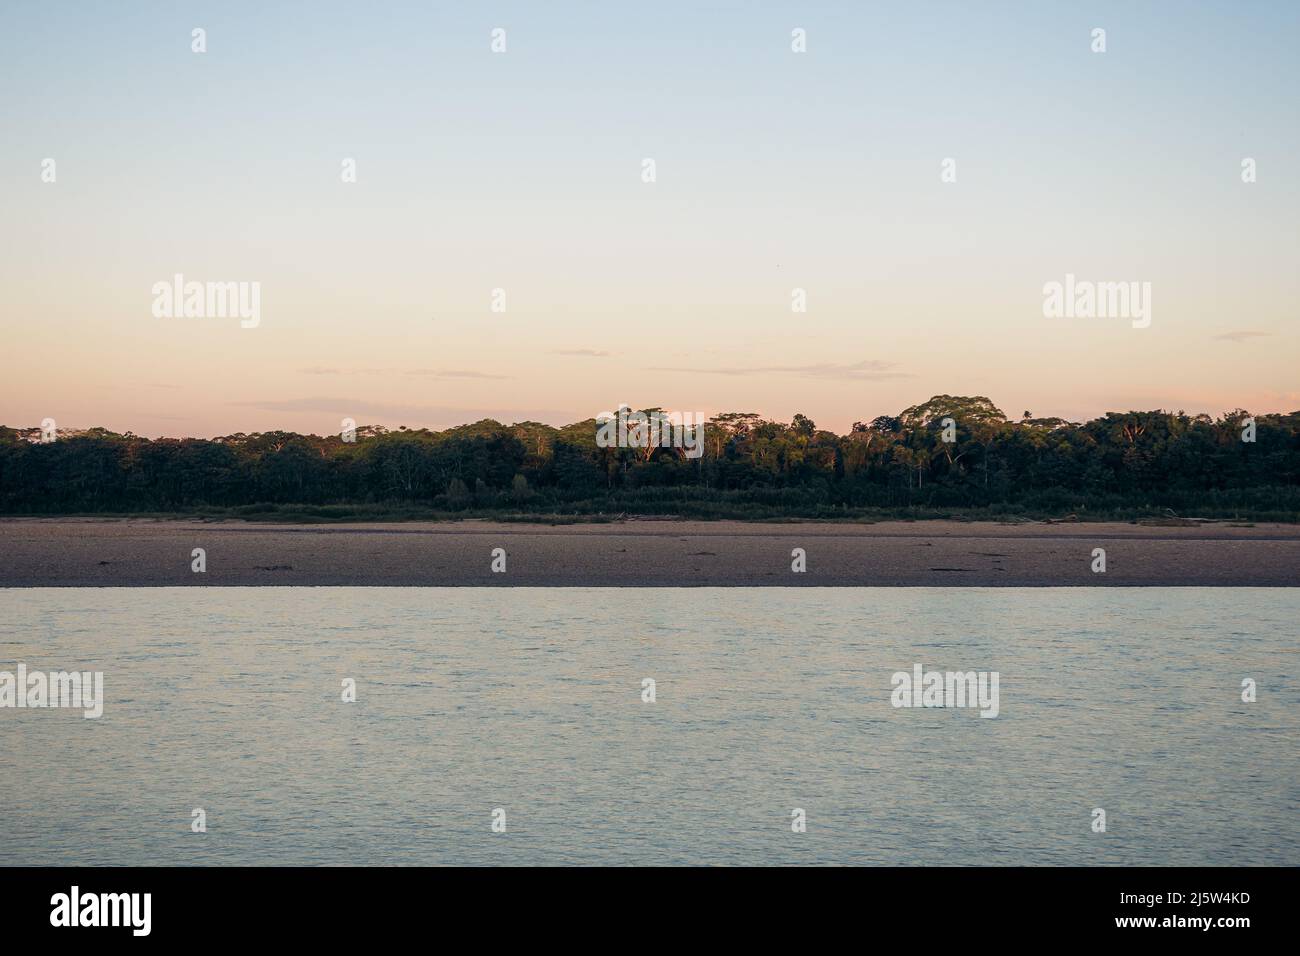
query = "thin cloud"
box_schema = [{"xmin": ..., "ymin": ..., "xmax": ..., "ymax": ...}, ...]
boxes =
[
  {"xmin": 404, "ymin": 369, "xmax": 509, "ymax": 380},
  {"xmin": 230, "ymin": 397, "xmax": 570, "ymax": 424},
  {"xmin": 298, "ymin": 367, "xmax": 508, "ymax": 380},
  {"xmin": 1214, "ymin": 330, "xmax": 1272, "ymax": 343},
  {"xmin": 649, "ymin": 360, "xmax": 913, "ymax": 381}
]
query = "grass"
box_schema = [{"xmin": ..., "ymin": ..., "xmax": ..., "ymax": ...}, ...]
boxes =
[{"xmin": 5, "ymin": 500, "xmax": 1296, "ymax": 524}]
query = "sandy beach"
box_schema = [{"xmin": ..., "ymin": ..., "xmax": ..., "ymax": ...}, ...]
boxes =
[{"xmin": 0, "ymin": 517, "xmax": 1296, "ymax": 586}]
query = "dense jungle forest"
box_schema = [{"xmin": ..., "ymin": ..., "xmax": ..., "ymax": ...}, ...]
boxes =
[{"xmin": 3, "ymin": 396, "xmax": 1297, "ymax": 521}]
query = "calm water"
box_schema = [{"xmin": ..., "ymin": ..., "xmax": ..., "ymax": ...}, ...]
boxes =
[{"xmin": 1, "ymin": 588, "xmax": 1296, "ymax": 866}]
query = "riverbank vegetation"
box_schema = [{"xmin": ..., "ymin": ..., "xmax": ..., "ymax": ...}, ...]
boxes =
[{"xmin": 3, "ymin": 396, "xmax": 1297, "ymax": 521}]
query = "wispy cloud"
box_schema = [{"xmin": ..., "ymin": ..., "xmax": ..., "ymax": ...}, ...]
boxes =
[
  {"xmin": 298, "ymin": 367, "xmax": 508, "ymax": 380},
  {"xmin": 1214, "ymin": 330, "xmax": 1272, "ymax": 343},
  {"xmin": 648, "ymin": 360, "xmax": 913, "ymax": 381},
  {"xmin": 404, "ymin": 369, "xmax": 509, "ymax": 380},
  {"xmin": 553, "ymin": 348, "xmax": 611, "ymax": 357},
  {"xmin": 230, "ymin": 397, "xmax": 570, "ymax": 424}
]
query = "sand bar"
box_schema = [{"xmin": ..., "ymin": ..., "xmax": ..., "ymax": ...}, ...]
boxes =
[{"xmin": 0, "ymin": 518, "xmax": 1296, "ymax": 586}]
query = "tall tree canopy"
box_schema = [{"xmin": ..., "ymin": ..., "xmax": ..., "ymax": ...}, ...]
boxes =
[{"xmin": 2, "ymin": 398, "xmax": 1296, "ymax": 520}]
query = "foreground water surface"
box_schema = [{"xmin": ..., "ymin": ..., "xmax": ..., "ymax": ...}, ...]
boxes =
[{"xmin": 1, "ymin": 588, "xmax": 1296, "ymax": 865}]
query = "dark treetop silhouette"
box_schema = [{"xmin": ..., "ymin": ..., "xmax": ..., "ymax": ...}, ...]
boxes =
[{"xmin": 3, "ymin": 396, "xmax": 1297, "ymax": 521}]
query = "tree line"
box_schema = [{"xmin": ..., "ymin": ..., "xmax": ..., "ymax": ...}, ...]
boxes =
[{"xmin": 2, "ymin": 395, "xmax": 1297, "ymax": 520}]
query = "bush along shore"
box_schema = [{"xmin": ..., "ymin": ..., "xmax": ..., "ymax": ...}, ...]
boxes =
[{"xmin": 3, "ymin": 396, "xmax": 1297, "ymax": 521}]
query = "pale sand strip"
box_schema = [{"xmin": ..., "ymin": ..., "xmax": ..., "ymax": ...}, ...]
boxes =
[{"xmin": 0, "ymin": 518, "xmax": 1296, "ymax": 586}]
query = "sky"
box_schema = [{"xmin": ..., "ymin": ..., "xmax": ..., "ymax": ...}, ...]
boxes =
[{"xmin": 2, "ymin": 0, "xmax": 1298, "ymax": 438}]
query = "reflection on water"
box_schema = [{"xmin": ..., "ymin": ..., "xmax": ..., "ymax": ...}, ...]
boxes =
[{"xmin": 1, "ymin": 588, "xmax": 1296, "ymax": 866}]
